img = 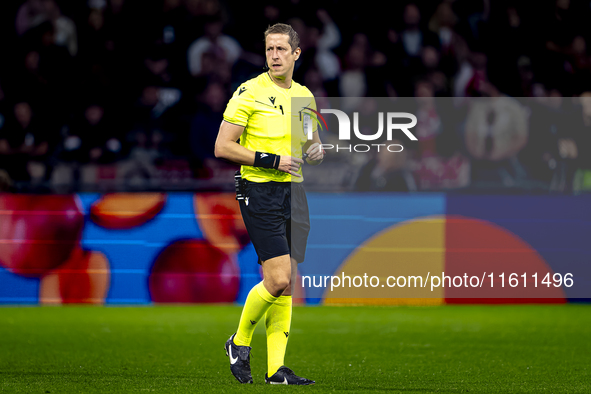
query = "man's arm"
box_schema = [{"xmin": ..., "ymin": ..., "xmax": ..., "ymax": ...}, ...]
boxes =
[
  {"xmin": 214, "ymin": 120, "xmax": 303, "ymax": 176},
  {"xmin": 214, "ymin": 120, "xmax": 254, "ymax": 165}
]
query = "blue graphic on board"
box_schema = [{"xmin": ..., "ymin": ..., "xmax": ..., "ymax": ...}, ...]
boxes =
[{"xmin": 79, "ymin": 193, "xmax": 203, "ymax": 304}]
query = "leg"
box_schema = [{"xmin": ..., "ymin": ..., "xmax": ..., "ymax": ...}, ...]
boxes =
[
  {"xmin": 265, "ymin": 257, "xmax": 298, "ymax": 377},
  {"xmin": 233, "ymin": 179, "xmax": 291, "ymax": 346},
  {"xmin": 227, "ymin": 180, "xmax": 292, "ymax": 383},
  {"xmin": 262, "ymin": 184, "xmax": 313, "ymax": 385},
  {"xmin": 225, "ymin": 256, "xmax": 290, "ymax": 384},
  {"xmin": 233, "ymin": 254, "xmax": 291, "ymax": 346}
]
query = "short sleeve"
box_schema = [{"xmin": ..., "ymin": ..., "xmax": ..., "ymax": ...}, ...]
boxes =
[{"xmin": 223, "ymin": 84, "xmax": 254, "ymax": 127}]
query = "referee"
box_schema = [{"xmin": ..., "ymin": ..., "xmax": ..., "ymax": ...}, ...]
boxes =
[{"xmin": 215, "ymin": 23, "xmax": 323, "ymax": 385}]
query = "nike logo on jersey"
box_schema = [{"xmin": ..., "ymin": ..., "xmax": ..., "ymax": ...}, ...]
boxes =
[
  {"xmin": 269, "ymin": 97, "xmax": 276, "ymax": 105},
  {"xmin": 239, "ymin": 87, "xmax": 246, "ymax": 95},
  {"xmin": 229, "ymin": 346, "xmax": 238, "ymax": 365}
]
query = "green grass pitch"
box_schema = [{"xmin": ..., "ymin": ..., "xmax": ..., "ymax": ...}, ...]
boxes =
[{"xmin": 1, "ymin": 305, "xmax": 590, "ymax": 393}]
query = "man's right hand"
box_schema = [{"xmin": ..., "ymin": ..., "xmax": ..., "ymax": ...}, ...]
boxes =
[{"xmin": 277, "ymin": 156, "xmax": 304, "ymax": 177}]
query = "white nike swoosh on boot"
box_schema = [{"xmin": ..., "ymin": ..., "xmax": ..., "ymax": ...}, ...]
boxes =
[{"xmin": 229, "ymin": 346, "xmax": 238, "ymax": 365}]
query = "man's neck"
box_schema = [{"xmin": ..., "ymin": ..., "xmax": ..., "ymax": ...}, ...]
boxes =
[{"xmin": 268, "ymin": 72, "xmax": 291, "ymax": 89}]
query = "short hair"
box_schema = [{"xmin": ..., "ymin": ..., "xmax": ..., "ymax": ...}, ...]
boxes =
[{"xmin": 264, "ymin": 23, "xmax": 300, "ymax": 53}]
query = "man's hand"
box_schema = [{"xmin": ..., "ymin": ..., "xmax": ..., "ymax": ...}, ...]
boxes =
[
  {"xmin": 277, "ymin": 156, "xmax": 304, "ymax": 177},
  {"xmin": 305, "ymin": 143, "xmax": 324, "ymax": 165}
]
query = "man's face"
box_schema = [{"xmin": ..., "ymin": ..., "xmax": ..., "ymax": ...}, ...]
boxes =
[{"xmin": 265, "ymin": 33, "xmax": 300, "ymax": 79}]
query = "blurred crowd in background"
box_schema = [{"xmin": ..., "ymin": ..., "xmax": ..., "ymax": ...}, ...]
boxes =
[{"xmin": 0, "ymin": 0, "xmax": 590, "ymax": 193}]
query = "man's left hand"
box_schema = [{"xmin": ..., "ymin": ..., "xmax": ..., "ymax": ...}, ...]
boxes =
[{"xmin": 305, "ymin": 143, "xmax": 324, "ymax": 164}]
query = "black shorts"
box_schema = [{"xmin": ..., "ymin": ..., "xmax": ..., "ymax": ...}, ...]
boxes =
[{"xmin": 239, "ymin": 180, "xmax": 310, "ymax": 264}]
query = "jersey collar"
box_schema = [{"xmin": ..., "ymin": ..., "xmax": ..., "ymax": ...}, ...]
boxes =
[{"xmin": 266, "ymin": 71, "xmax": 292, "ymax": 91}]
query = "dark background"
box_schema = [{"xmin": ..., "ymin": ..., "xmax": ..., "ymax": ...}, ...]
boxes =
[{"xmin": 0, "ymin": 0, "xmax": 590, "ymax": 193}]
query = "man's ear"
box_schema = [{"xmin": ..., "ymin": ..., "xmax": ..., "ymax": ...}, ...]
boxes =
[{"xmin": 294, "ymin": 47, "xmax": 301, "ymax": 61}]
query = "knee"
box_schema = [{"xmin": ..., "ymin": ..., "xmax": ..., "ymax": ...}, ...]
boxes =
[{"xmin": 267, "ymin": 276, "xmax": 290, "ymax": 297}]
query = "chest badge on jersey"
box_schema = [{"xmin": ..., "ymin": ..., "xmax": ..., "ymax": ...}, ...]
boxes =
[
  {"xmin": 299, "ymin": 107, "xmax": 328, "ymax": 139},
  {"xmin": 303, "ymin": 113, "xmax": 311, "ymax": 137},
  {"xmin": 269, "ymin": 97, "xmax": 276, "ymax": 105}
]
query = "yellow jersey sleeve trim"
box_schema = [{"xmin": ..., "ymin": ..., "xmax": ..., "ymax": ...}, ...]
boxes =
[{"xmin": 221, "ymin": 119, "xmax": 246, "ymax": 128}]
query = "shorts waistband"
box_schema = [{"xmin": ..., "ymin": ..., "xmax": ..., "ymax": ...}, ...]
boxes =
[{"xmin": 244, "ymin": 180, "xmax": 294, "ymax": 186}]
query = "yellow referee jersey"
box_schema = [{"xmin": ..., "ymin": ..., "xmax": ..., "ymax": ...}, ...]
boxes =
[{"xmin": 223, "ymin": 72, "xmax": 317, "ymax": 183}]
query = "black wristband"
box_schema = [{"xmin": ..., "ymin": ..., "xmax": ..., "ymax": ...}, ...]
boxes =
[{"xmin": 254, "ymin": 152, "xmax": 280, "ymax": 169}]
